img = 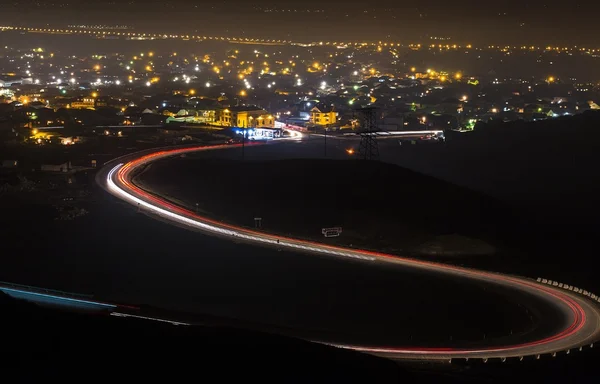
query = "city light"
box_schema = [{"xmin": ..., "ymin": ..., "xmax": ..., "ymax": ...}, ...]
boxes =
[
  {"xmin": 145, "ymin": 81, "xmax": 151, "ymax": 86},
  {"xmin": 239, "ymin": 90, "xmax": 246, "ymax": 96},
  {"xmin": 115, "ymin": 80, "xmax": 121, "ymax": 85},
  {"xmin": 189, "ymin": 89, "xmax": 195, "ymax": 95},
  {"xmin": 205, "ymin": 82, "xmax": 211, "ymax": 87}
]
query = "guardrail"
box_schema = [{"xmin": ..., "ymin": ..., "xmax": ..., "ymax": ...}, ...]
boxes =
[{"xmin": 536, "ymin": 277, "xmax": 600, "ymax": 303}]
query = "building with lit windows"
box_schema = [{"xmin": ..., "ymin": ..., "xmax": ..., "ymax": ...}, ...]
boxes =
[
  {"xmin": 310, "ymin": 104, "xmax": 337, "ymax": 126},
  {"xmin": 218, "ymin": 106, "xmax": 275, "ymax": 128},
  {"xmin": 70, "ymin": 98, "xmax": 95, "ymax": 109}
]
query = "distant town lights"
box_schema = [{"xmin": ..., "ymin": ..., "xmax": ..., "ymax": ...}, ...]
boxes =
[
  {"xmin": 115, "ymin": 80, "xmax": 121, "ymax": 85},
  {"xmin": 205, "ymin": 82, "xmax": 210, "ymax": 87}
]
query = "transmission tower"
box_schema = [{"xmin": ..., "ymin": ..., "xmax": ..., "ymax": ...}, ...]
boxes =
[{"xmin": 355, "ymin": 106, "xmax": 380, "ymax": 161}]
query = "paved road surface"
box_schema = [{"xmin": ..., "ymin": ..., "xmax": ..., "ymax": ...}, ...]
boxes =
[{"xmin": 96, "ymin": 143, "xmax": 600, "ymax": 361}]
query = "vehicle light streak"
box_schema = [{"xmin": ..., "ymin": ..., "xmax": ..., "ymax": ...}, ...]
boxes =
[{"xmin": 100, "ymin": 144, "xmax": 600, "ymax": 361}]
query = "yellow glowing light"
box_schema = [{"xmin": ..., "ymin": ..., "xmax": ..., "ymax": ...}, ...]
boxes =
[
  {"xmin": 548, "ymin": 76, "xmax": 555, "ymax": 83},
  {"xmin": 346, "ymin": 148, "xmax": 355, "ymax": 155},
  {"xmin": 426, "ymin": 69, "xmax": 432, "ymax": 74},
  {"xmin": 32, "ymin": 128, "xmax": 38, "ymax": 135},
  {"xmin": 145, "ymin": 65, "xmax": 152, "ymax": 71},
  {"xmin": 189, "ymin": 89, "xmax": 196, "ymax": 95},
  {"xmin": 148, "ymin": 52, "xmax": 154, "ymax": 57},
  {"xmin": 213, "ymin": 66, "xmax": 220, "ymax": 73},
  {"xmin": 94, "ymin": 64, "xmax": 100, "ymax": 71},
  {"xmin": 455, "ymin": 72, "xmax": 462, "ymax": 80},
  {"xmin": 312, "ymin": 62, "xmax": 320, "ymax": 69},
  {"xmin": 240, "ymin": 90, "xmax": 247, "ymax": 96},
  {"xmin": 238, "ymin": 74, "xmax": 245, "ymax": 79},
  {"xmin": 440, "ymin": 76, "xmax": 447, "ymax": 82},
  {"xmin": 410, "ymin": 67, "xmax": 416, "ymax": 72},
  {"xmin": 492, "ymin": 108, "xmax": 498, "ymax": 113},
  {"xmin": 91, "ymin": 92, "xmax": 98, "ymax": 98}
]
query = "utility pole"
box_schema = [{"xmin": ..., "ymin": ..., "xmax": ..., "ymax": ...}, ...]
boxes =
[
  {"xmin": 355, "ymin": 106, "xmax": 380, "ymax": 161},
  {"xmin": 324, "ymin": 127, "xmax": 327, "ymax": 158}
]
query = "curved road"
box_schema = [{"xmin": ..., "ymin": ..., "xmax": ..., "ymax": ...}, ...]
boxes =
[{"xmin": 97, "ymin": 143, "xmax": 600, "ymax": 361}]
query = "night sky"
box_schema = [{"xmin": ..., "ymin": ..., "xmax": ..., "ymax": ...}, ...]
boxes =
[{"xmin": 0, "ymin": 0, "xmax": 598, "ymax": 44}]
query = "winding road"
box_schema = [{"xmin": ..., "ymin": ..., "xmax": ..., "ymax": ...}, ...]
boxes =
[{"xmin": 97, "ymin": 143, "xmax": 600, "ymax": 361}]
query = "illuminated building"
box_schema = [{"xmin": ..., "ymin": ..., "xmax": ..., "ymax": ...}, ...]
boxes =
[
  {"xmin": 309, "ymin": 104, "xmax": 337, "ymax": 126},
  {"xmin": 218, "ymin": 106, "xmax": 275, "ymax": 128},
  {"xmin": 70, "ymin": 98, "xmax": 96, "ymax": 109}
]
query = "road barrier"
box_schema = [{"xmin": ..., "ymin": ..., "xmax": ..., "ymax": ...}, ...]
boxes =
[{"xmin": 537, "ymin": 277, "xmax": 600, "ymax": 304}]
